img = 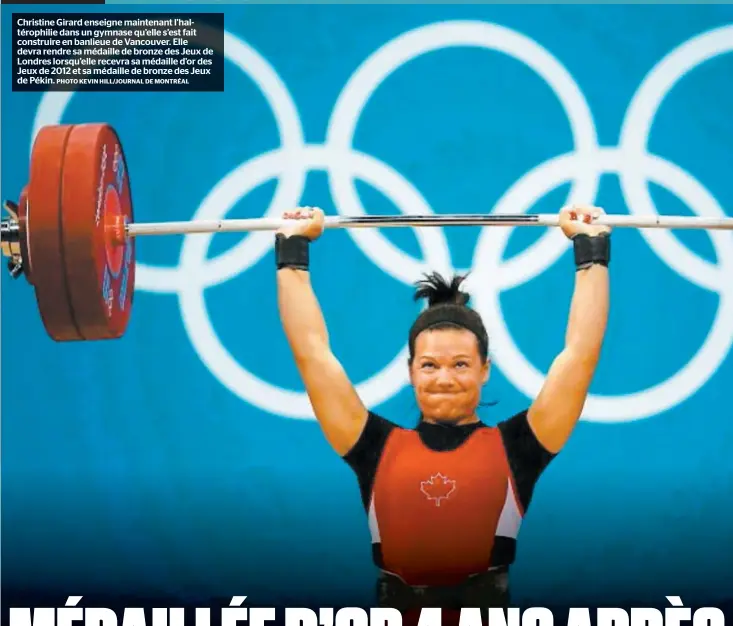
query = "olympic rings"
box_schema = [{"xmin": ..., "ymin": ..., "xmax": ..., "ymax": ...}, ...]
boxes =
[
  {"xmin": 325, "ymin": 20, "xmax": 600, "ymax": 284},
  {"xmin": 177, "ymin": 146, "xmax": 451, "ymax": 418},
  {"xmin": 31, "ymin": 20, "xmax": 733, "ymax": 423}
]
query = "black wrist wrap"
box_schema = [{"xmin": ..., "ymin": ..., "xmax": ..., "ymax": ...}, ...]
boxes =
[
  {"xmin": 573, "ymin": 233, "xmax": 610, "ymax": 270},
  {"xmin": 275, "ymin": 234, "xmax": 310, "ymax": 271}
]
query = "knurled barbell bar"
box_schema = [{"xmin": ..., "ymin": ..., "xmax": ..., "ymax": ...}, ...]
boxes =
[{"xmin": 2, "ymin": 123, "xmax": 732, "ymax": 343}]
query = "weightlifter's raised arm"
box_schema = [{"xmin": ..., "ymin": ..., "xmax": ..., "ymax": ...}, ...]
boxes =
[
  {"xmin": 276, "ymin": 207, "xmax": 368, "ymax": 455},
  {"xmin": 527, "ymin": 204, "xmax": 611, "ymax": 455}
]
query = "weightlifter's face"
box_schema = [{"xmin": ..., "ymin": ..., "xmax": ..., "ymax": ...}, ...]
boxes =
[{"xmin": 409, "ymin": 328, "xmax": 489, "ymax": 425}]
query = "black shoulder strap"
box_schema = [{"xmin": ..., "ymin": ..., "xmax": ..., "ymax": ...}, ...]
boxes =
[{"xmin": 342, "ymin": 411, "xmax": 400, "ymax": 509}]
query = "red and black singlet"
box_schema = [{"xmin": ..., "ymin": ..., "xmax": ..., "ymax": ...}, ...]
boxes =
[{"xmin": 342, "ymin": 410, "xmax": 555, "ymax": 591}]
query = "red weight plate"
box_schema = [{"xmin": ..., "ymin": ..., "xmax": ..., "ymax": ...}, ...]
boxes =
[
  {"xmin": 27, "ymin": 124, "xmax": 84, "ymax": 341},
  {"xmin": 60, "ymin": 123, "xmax": 135, "ymax": 340}
]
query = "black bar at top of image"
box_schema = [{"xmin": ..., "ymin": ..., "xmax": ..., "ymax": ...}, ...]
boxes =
[{"xmin": 5, "ymin": 0, "xmax": 105, "ymax": 5}]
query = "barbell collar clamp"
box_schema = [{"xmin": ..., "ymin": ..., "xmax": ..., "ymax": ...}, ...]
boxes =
[{"xmin": 1, "ymin": 200, "xmax": 24, "ymax": 279}]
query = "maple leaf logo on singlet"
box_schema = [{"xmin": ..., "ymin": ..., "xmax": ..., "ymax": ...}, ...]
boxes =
[{"xmin": 420, "ymin": 473, "xmax": 456, "ymax": 507}]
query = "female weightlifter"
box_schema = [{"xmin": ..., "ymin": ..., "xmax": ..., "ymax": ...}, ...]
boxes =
[{"xmin": 274, "ymin": 205, "xmax": 610, "ymax": 615}]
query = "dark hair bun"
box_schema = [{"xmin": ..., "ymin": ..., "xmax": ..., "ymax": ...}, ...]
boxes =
[{"xmin": 413, "ymin": 272, "xmax": 470, "ymax": 307}]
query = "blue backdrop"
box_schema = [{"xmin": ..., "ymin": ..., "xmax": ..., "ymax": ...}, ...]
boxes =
[{"xmin": 2, "ymin": 4, "xmax": 733, "ymax": 609}]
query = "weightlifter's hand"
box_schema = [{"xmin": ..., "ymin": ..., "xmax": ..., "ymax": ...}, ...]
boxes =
[
  {"xmin": 277, "ymin": 207, "xmax": 326, "ymax": 241},
  {"xmin": 559, "ymin": 204, "xmax": 611, "ymax": 239}
]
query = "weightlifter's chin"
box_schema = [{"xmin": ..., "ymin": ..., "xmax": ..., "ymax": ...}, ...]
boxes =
[{"xmin": 420, "ymin": 396, "xmax": 478, "ymax": 424}]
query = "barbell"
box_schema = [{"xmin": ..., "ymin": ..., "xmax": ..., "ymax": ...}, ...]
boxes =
[{"xmin": 2, "ymin": 122, "xmax": 732, "ymax": 343}]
